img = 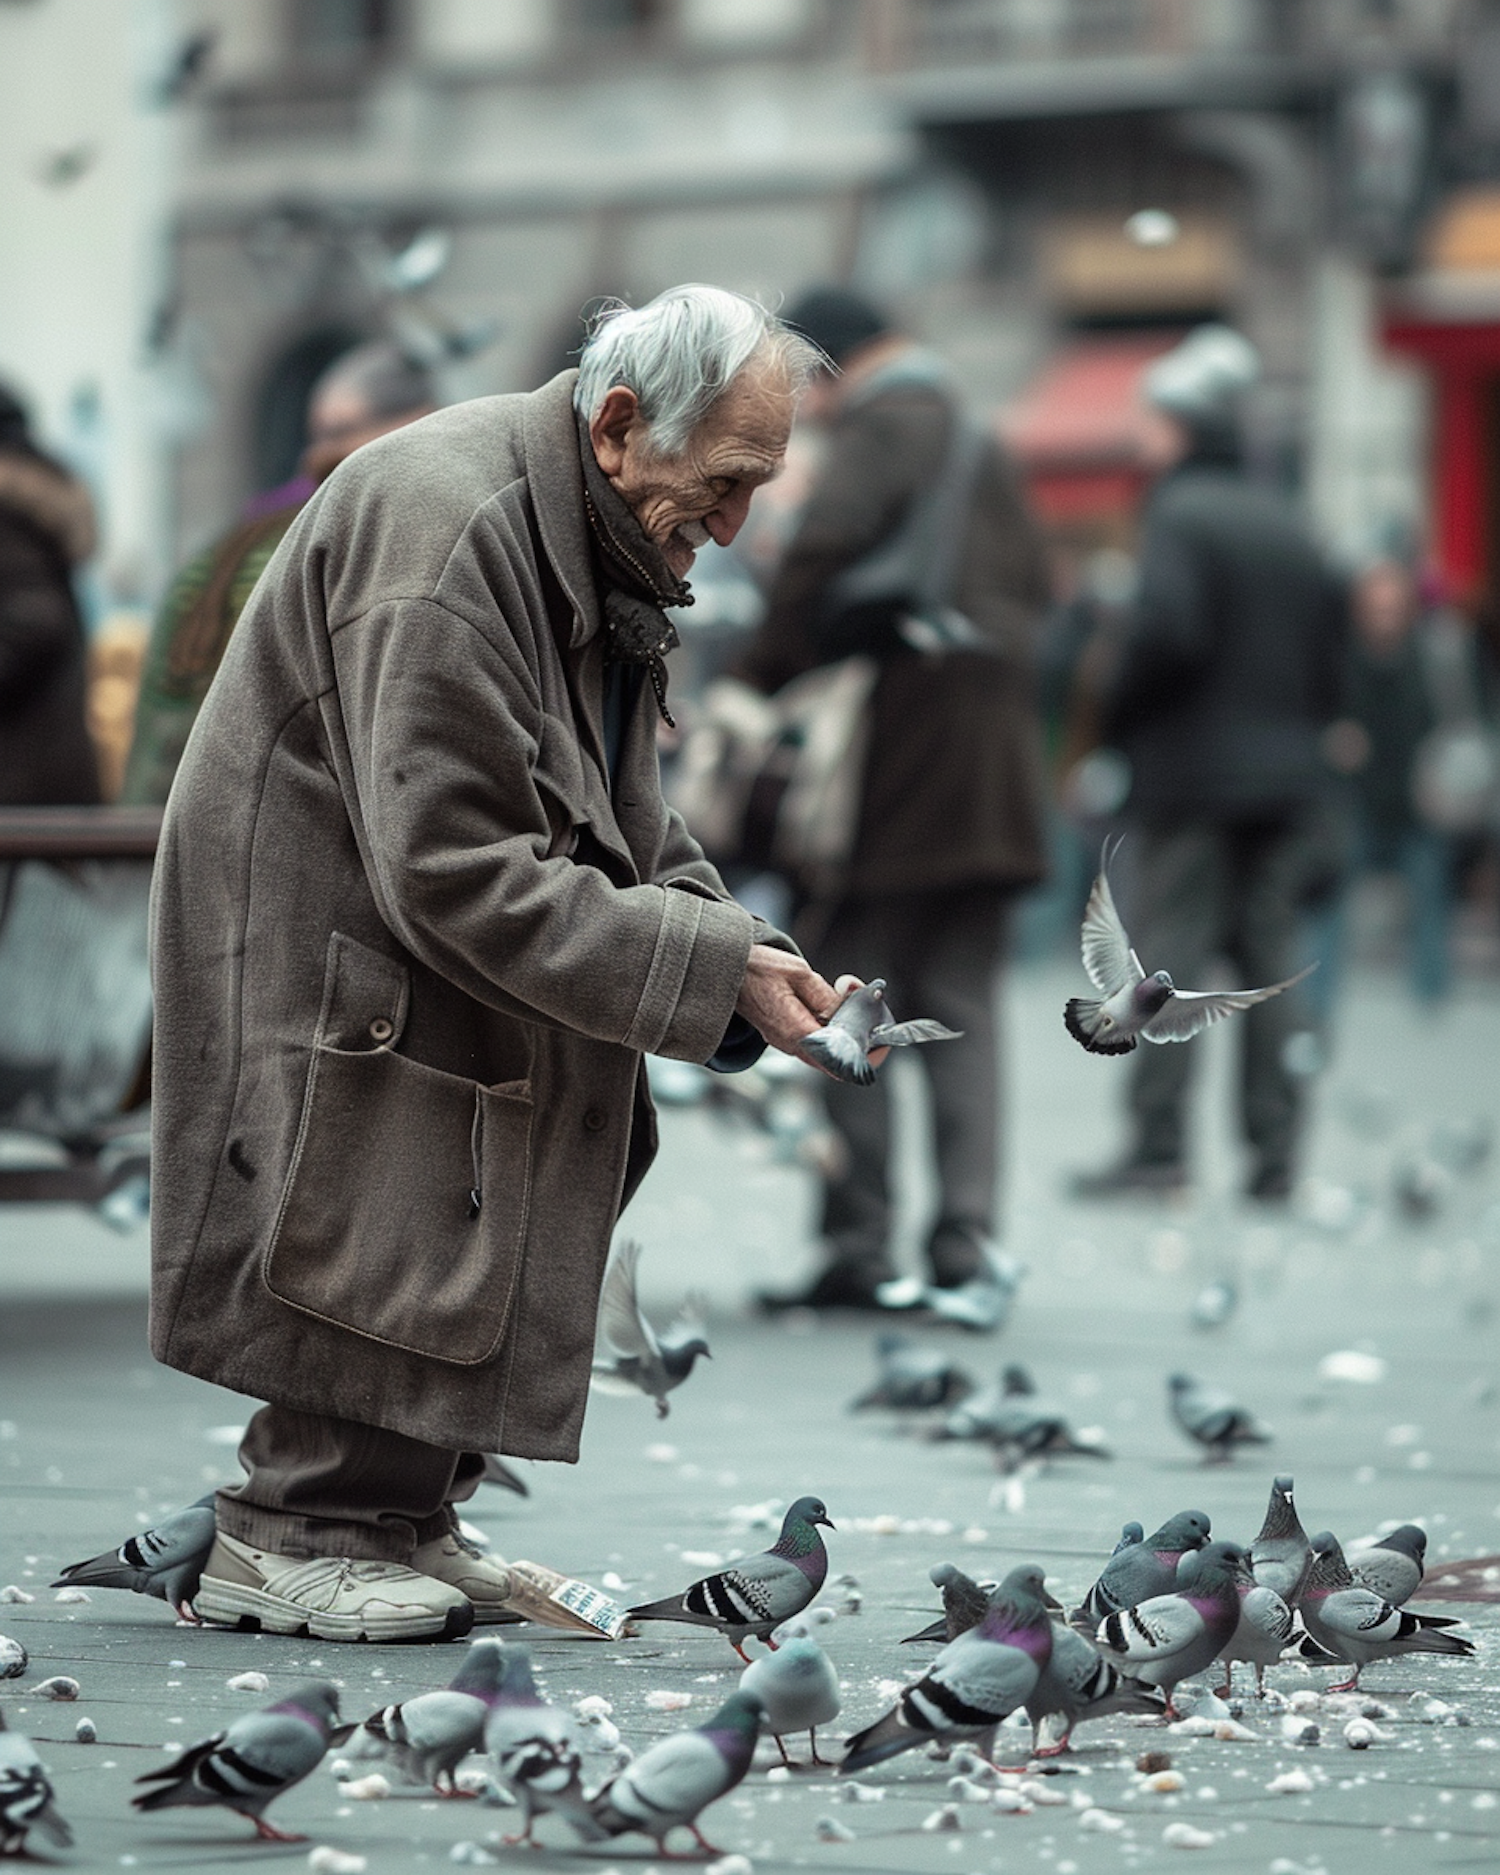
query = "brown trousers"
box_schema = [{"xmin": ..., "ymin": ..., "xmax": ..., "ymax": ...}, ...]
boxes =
[{"xmin": 216, "ymin": 1405, "xmax": 485, "ymax": 1561}]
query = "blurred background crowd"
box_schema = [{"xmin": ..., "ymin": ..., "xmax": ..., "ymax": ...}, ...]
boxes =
[{"xmin": 4, "ymin": 0, "xmax": 1500, "ymax": 1211}]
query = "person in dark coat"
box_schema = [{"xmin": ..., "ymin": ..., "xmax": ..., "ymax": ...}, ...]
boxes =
[
  {"xmin": 0, "ymin": 384, "xmax": 99, "ymax": 806},
  {"xmin": 1073, "ymin": 326, "xmax": 1346, "ymax": 1204},
  {"xmin": 739, "ymin": 289, "xmax": 1053, "ymax": 1329}
]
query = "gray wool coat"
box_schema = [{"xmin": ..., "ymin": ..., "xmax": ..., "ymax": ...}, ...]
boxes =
[{"xmin": 149, "ymin": 370, "xmax": 777, "ymax": 1458}]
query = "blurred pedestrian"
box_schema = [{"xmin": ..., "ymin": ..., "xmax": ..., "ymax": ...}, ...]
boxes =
[
  {"xmin": 0, "ymin": 382, "xmax": 99, "ymax": 806},
  {"xmin": 742, "ymin": 288, "xmax": 1053, "ymax": 1329},
  {"xmin": 1072, "ymin": 326, "xmax": 1347, "ymax": 1205},
  {"xmin": 121, "ymin": 342, "xmax": 438, "ymax": 805}
]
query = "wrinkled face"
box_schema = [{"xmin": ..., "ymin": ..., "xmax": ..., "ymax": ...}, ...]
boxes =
[{"xmin": 589, "ymin": 352, "xmax": 795, "ymax": 579}]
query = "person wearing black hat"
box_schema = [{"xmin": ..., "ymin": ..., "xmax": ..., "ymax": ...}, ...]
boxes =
[{"xmin": 739, "ymin": 287, "xmax": 1053, "ymax": 1330}]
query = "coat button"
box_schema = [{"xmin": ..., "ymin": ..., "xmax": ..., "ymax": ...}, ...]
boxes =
[
  {"xmin": 583, "ymin": 1107, "xmax": 607, "ymax": 1133},
  {"xmin": 369, "ymin": 1017, "xmax": 394, "ymax": 1042}
]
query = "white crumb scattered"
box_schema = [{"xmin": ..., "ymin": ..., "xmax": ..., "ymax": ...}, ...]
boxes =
[
  {"xmin": 644, "ymin": 1689, "xmax": 693, "ymax": 1711},
  {"xmin": 921, "ymin": 1804, "xmax": 962, "ymax": 1832},
  {"xmin": 447, "ymin": 1846, "xmax": 499, "ymax": 1867},
  {"xmin": 1344, "ymin": 1720, "xmax": 1383, "ymax": 1749},
  {"xmin": 841, "ymin": 1781, "xmax": 884, "ymax": 1803},
  {"xmin": 766, "ymin": 1765, "xmax": 791, "ymax": 1783},
  {"xmin": 1267, "ymin": 1769, "xmax": 1315, "ymax": 1794},
  {"xmin": 600, "ymin": 1573, "xmax": 628, "ymax": 1592},
  {"xmin": 1078, "ymin": 1808, "xmax": 1126, "ymax": 1833},
  {"xmin": 0, "ymin": 1587, "xmax": 34, "ymax": 1605},
  {"xmin": 962, "ymin": 1527, "xmax": 988, "ymax": 1545},
  {"xmin": 1162, "ymin": 1822, "xmax": 1216, "ymax": 1849},
  {"xmin": 0, "ymin": 1637, "xmax": 26, "ymax": 1677},
  {"xmin": 1318, "ymin": 1350, "xmax": 1387, "ymax": 1384},
  {"xmin": 815, "ymin": 1816, "xmax": 855, "ymax": 1842},
  {"xmin": 644, "ymin": 1443, "xmax": 679, "ymax": 1464},
  {"xmin": 704, "ymin": 1856, "xmax": 754, "ymax": 1875},
  {"xmin": 31, "ymin": 1676, "xmax": 80, "ymax": 1699},
  {"xmin": 991, "ymin": 1788, "xmax": 1032, "ymax": 1814},
  {"xmin": 1167, "ymin": 1716, "xmax": 1217, "ymax": 1737},
  {"xmin": 307, "ymin": 1850, "xmax": 368, "ymax": 1874},
  {"xmin": 74, "ymin": 1717, "xmax": 97, "ymax": 1743},
  {"xmin": 204, "ymin": 1424, "xmax": 248, "ymax": 1444},
  {"xmin": 53, "ymin": 1587, "xmax": 90, "ymax": 1605},
  {"xmin": 452, "ymin": 1767, "xmax": 490, "ymax": 1796},
  {"xmin": 875, "ymin": 1678, "xmax": 906, "ymax": 1701},
  {"xmin": 680, "ymin": 1551, "xmax": 725, "ymax": 1569},
  {"xmin": 1142, "ymin": 1770, "xmax": 1185, "ymax": 1793},
  {"xmin": 340, "ymin": 1773, "xmax": 391, "ymax": 1800},
  {"xmin": 228, "ymin": 1671, "xmax": 270, "ymax": 1693},
  {"xmin": 946, "ymin": 1776, "xmax": 991, "ymax": 1803},
  {"xmin": 575, "ymin": 1694, "xmax": 614, "ymax": 1719},
  {"xmin": 1287, "ymin": 1691, "xmax": 1321, "ymax": 1713},
  {"xmin": 1019, "ymin": 1779, "xmax": 1069, "ymax": 1807},
  {"xmin": 1211, "ymin": 1719, "xmax": 1258, "ymax": 1741}
]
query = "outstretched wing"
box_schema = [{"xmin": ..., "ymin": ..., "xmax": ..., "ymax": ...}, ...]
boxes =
[
  {"xmin": 1080, "ymin": 853, "xmax": 1142, "ymax": 995},
  {"xmin": 597, "ymin": 1239, "xmax": 659, "ymax": 1363},
  {"xmin": 869, "ymin": 1019, "xmax": 963, "ymax": 1047},
  {"xmin": 1141, "ymin": 965, "xmax": 1315, "ymax": 1044}
]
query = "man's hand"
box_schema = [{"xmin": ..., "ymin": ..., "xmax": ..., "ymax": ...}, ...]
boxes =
[{"xmin": 735, "ymin": 947, "xmax": 889, "ymax": 1078}]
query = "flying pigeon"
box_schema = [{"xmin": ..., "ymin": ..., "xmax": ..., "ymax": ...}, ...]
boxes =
[
  {"xmin": 1249, "ymin": 1475, "xmax": 1314, "ymax": 1605},
  {"xmin": 0, "ymin": 1711, "xmax": 72, "ymax": 1857},
  {"xmin": 627, "ymin": 1496, "xmax": 833, "ymax": 1661},
  {"xmin": 1026, "ymin": 1617, "xmax": 1166, "ymax": 1754},
  {"xmin": 1298, "ymin": 1533, "xmax": 1473, "ymax": 1691},
  {"xmin": 361, "ymin": 1639, "xmax": 505, "ymax": 1795},
  {"xmin": 739, "ymin": 1609, "xmax": 842, "ymax": 1765},
  {"xmin": 1213, "ymin": 1580, "xmax": 1294, "ymax": 1697},
  {"xmin": 132, "ymin": 1679, "xmax": 350, "ymax": 1843},
  {"xmin": 842, "ymin": 1565, "xmax": 1053, "ymax": 1771},
  {"xmin": 587, "ymin": 1689, "xmax": 763, "ymax": 1858},
  {"xmin": 1168, "ymin": 1373, "xmax": 1272, "ymax": 1462},
  {"xmin": 1071, "ymin": 1510, "xmax": 1212, "ymax": 1626},
  {"xmin": 1096, "ymin": 1541, "xmax": 1251, "ymax": 1717},
  {"xmin": 1065, "ymin": 847, "xmax": 1312, "ymax": 1054},
  {"xmin": 484, "ymin": 1645, "xmax": 604, "ymax": 1846},
  {"xmin": 800, "ymin": 979, "xmax": 961, "ymax": 1086},
  {"xmin": 849, "ymin": 1333, "xmax": 974, "ymax": 1411},
  {"xmin": 590, "ymin": 1238, "xmax": 710, "ymax": 1418},
  {"xmin": 1347, "ymin": 1525, "xmax": 1427, "ymax": 1606},
  {"xmin": 52, "ymin": 1493, "xmax": 217, "ymax": 1621}
]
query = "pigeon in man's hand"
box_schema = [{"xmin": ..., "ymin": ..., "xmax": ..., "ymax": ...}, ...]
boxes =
[
  {"xmin": 587, "ymin": 1689, "xmax": 763, "ymax": 1857},
  {"xmin": 133, "ymin": 1680, "xmax": 351, "ymax": 1842},
  {"xmin": 1298, "ymin": 1533, "xmax": 1472, "ymax": 1690},
  {"xmin": 1169, "ymin": 1373, "xmax": 1271, "ymax": 1463},
  {"xmin": 362, "ymin": 1638, "xmax": 506, "ymax": 1795},
  {"xmin": 485, "ymin": 1646, "xmax": 604, "ymax": 1846},
  {"xmin": 53, "ymin": 1493, "xmax": 217, "ymax": 1621},
  {"xmin": 800, "ymin": 978, "xmax": 961, "ymax": 1085},
  {"xmin": 590, "ymin": 1238, "xmax": 710, "ymax": 1418},
  {"xmin": 0, "ymin": 1710, "xmax": 72, "ymax": 1856},
  {"xmin": 1065, "ymin": 844, "xmax": 1312, "ymax": 1054},
  {"xmin": 628, "ymin": 1497, "xmax": 833, "ymax": 1660}
]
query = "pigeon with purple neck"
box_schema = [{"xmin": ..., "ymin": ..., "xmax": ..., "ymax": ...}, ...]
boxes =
[
  {"xmin": 1298, "ymin": 1532, "xmax": 1472, "ymax": 1691},
  {"xmin": 1071, "ymin": 1509, "xmax": 1211, "ymax": 1627},
  {"xmin": 1095, "ymin": 1541, "xmax": 1250, "ymax": 1719}
]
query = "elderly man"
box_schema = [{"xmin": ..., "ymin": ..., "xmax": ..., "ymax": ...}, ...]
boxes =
[{"xmin": 149, "ymin": 286, "xmax": 834, "ymax": 1642}]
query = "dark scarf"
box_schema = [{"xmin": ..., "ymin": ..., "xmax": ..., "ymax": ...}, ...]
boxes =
[{"xmin": 577, "ymin": 412, "xmax": 692, "ymax": 726}]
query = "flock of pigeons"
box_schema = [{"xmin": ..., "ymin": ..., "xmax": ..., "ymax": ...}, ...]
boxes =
[{"xmin": 0, "ymin": 1475, "xmax": 1476, "ymax": 1856}]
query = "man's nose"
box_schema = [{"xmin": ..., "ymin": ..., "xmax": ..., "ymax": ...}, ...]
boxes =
[{"xmin": 705, "ymin": 486, "xmax": 753, "ymax": 545}]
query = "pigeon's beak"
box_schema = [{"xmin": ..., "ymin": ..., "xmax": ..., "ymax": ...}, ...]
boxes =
[
  {"xmin": 817, "ymin": 1515, "xmax": 836, "ymax": 1530},
  {"xmin": 1042, "ymin": 1587, "xmax": 1063, "ymax": 1611}
]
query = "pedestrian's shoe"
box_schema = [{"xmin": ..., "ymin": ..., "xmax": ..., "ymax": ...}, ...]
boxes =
[
  {"xmin": 194, "ymin": 1532, "xmax": 473, "ymax": 1642},
  {"xmin": 756, "ymin": 1262, "xmax": 897, "ymax": 1315},
  {"xmin": 1245, "ymin": 1163, "xmax": 1293, "ymax": 1205},
  {"xmin": 1069, "ymin": 1157, "xmax": 1188, "ymax": 1201},
  {"xmin": 410, "ymin": 1530, "xmax": 522, "ymax": 1625},
  {"xmin": 923, "ymin": 1250, "xmax": 1028, "ymax": 1333}
]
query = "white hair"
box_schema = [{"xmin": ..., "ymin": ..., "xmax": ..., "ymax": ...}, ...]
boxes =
[{"xmin": 573, "ymin": 283, "xmax": 823, "ymax": 458}]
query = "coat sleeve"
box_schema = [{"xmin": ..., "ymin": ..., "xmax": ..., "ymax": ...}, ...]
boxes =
[
  {"xmin": 1103, "ymin": 498, "xmax": 1214, "ymax": 739},
  {"xmin": 328, "ymin": 596, "xmax": 756, "ymax": 1063}
]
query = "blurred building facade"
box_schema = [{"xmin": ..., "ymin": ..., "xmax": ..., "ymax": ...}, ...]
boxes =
[{"xmin": 14, "ymin": 0, "xmax": 1496, "ymax": 650}]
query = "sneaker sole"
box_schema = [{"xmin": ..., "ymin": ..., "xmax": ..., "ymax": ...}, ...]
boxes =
[{"xmin": 194, "ymin": 1579, "xmax": 474, "ymax": 1643}]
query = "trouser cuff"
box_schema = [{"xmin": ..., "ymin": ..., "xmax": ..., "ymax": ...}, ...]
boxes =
[{"xmin": 214, "ymin": 1490, "xmax": 454, "ymax": 1562}]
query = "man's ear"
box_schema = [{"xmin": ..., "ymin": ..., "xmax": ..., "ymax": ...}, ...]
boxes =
[{"xmin": 589, "ymin": 385, "xmax": 642, "ymax": 477}]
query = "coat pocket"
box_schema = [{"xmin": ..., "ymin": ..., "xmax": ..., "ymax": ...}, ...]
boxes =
[{"xmin": 263, "ymin": 947, "xmax": 534, "ymax": 1364}]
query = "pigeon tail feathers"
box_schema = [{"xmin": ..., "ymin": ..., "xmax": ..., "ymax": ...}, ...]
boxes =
[{"xmin": 1064, "ymin": 999, "xmax": 1137, "ymax": 1055}]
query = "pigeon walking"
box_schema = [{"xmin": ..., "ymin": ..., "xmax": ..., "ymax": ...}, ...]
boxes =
[
  {"xmin": 843, "ymin": 1565, "xmax": 1054, "ymax": 1771},
  {"xmin": 1027, "ymin": 1617, "xmax": 1166, "ymax": 1754},
  {"xmin": 627, "ymin": 1496, "xmax": 833, "ymax": 1661},
  {"xmin": 1348, "ymin": 1525, "xmax": 1427, "ymax": 1606},
  {"xmin": 132, "ymin": 1679, "xmax": 350, "ymax": 1842},
  {"xmin": 800, "ymin": 979, "xmax": 961, "ymax": 1086},
  {"xmin": 361, "ymin": 1638, "xmax": 505, "ymax": 1794},
  {"xmin": 587, "ymin": 1689, "xmax": 763, "ymax": 1857},
  {"xmin": 1249, "ymin": 1475, "xmax": 1313, "ymax": 1605},
  {"xmin": 1095, "ymin": 1541, "xmax": 1250, "ymax": 1717},
  {"xmin": 937, "ymin": 1365, "xmax": 1108, "ymax": 1467},
  {"xmin": 484, "ymin": 1646, "xmax": 604, "ymax": 1845},
  {"xmin": 1065, "ymin": 848, "xmax": 1312, "ymax": 1054},
  {"xmin": 52, "ymin": 1493, "xmax": 217, "ymax": 1621},
  {"xmin": 590, "ymin": 1238, "xmax": 710, "ymax": 1418},
  {"xmin": 739, "ymin": 1610, "xmax": 841, "ymax": 1765},
  {"xmin": 1071, "ymin": 1510, "xmax": 1212, "ymax": 1626},
  {"xmin": 1169, "ymin": 1373, "xmax": 1271, "ymax": 1463},
  {"xmin": 901, "ymin": 1562, "xmax": 995, "ymax": 1645},
  {"xmin": 1298, "ymin": 1533, "xmax": 1472, "ymax": 1691},
  {"xmin": 849, "ymin": 1333, "xmax": 974, "ymax": 1411},
  {"xmin": 0, "ymin": 1711, "xmax": 72, "ymax": 1857},
  {"xmin": 1214, "ymin": 1580, "xmax": 1294, "ymax": 1697}
]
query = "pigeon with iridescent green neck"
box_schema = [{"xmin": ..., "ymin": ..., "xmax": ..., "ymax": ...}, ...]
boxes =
[{"xmin": 627, "ymin": 1497, "xmax": 834, "ymax": 1661}]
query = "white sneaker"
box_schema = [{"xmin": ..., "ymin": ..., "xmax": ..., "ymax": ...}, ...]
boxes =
[
  {"xmin": 195, "ymin": 1532, "xmax": 473, "ymax": 1642},
  {"xmin": 409, "ymin": 1531, "xmax": 519, "ymax": 1625}
]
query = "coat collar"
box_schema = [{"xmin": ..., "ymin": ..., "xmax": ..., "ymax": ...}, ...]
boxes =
[{"xmin": 521, "ymin": 371, "xmax": 600, "ymax": 652}]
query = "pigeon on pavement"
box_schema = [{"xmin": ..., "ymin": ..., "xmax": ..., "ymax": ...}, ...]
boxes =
[
  {"xmin": 1071, "ymin": 1510, "xmax": 1212, "ymax": 1626},
  {"xmin": 1026, "ymin": 1617, "xmax": 1167, "ymax": 1754},
  {"xmin": 800, "ymin": 979, "xmax": 961, "ymax": 1085},
  {"xmin": 361, "ymin": 1638, "xmax": 505, "ymax": 1794},
  {"xmin": 739, "ymin": 1609, "xmax": 842, "ymax": 1765},
  {"xmin": 901, "ymin": 1562, "xmax": 995, "ymax": 1645},
  {"xmin": 1299, "ymin": 1533, "xmax": 1473, "ymax": 1691},
  {"xmin": 1214, "ymin": 1580, "xmax": 1295, "ymax": 1697},
  {"xmin": 1095, "ymin": 1541, "xmax": 1251, "ymax": 1717},
  {"xmin": 936, "ymin": 1365, "xmax": 1109, "ymax": 1467},
  {"xmin": 1065, "ymin": 847, "xmax": 1312, "ymax": 1055},
  {"xmin": 1111, "ymin": 1520, "xmax": 1146, "ymax": 1555},
  {"xmin": 1348, "ymin": 1525, "xmax": 1427, "ymax": 1606},
  {"xmin": 0, "ymin": 1710, "xmax": 72, "ymax": 1857},
  {"xmin": 132, "ymin": 1680, "xmax": 350, "ymax": 1842},
  {"xmin": 587, "ymin": 1689, "xmax": 764, "ymax": 1857},
  {"xmin": 1169, "ymin": 1373, "xmax": 1272, "ymax": 1463},
  {"xmin": 52, "ymin": 1493, "xmax": 217, "ymax": 1621},
  {"xmin": 627, "ymin": 1496, "xmax": 833, "ymax": 1661},
  {"xmin": 842, "ymin": 1565, "xmax": 1054, "ymax": 1771},
  {"xmin": 590, "ymin": 1238, "xmax": 710, "ymax": 1418},
  {"xmin": 484, "ymin": 1645, "xmax": 604, "ymax": 1845},
  {"xmin": 1249, "ymin": 1475, "xmax": 1314, "ymax": 1605},
  {"xmin": 849, "ymin": 1333, "xmax": 974, "ymax": 1411}
]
